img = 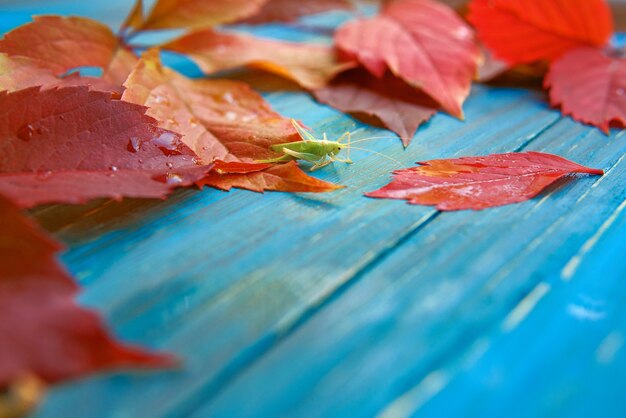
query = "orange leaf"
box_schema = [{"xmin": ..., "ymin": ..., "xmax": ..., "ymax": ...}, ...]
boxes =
[
  {"xmin": 468, "ymin": 0, "xmax": 614, "ymax": 65},
  {"xmin": 120, "ymin": 0, "xmax": 145, "ymax": 31},
  {"xmin": 367, "ymin": 152, "xmax": 603, "ymax": 210},
  {"xmin": 545, "ymin": 47, "xmax": 626, "ymax": 133},
  {"xmin": 122, "ymin": 50, "xmax": 339, "ymax": 193},
  {"xmin": 0, "ymin": 54, "xmax": 58, "ymax": 92},
  {"xmin": 199, "ymin": 160, "xmax": 343, "ymax": 193},
  {"xmin": 163, "ymin": 29, "xmax": 352, "ymax": 89},
  {"xmin": 135, "ymin": 0, "xmax": 266, "ymax": 30},
  {"xmin": 0, "ymin": 16, "xmax": 138, "ymax": 86},
  {"xmin": 0, "ymin": 194, "xmax": 176, "ymax": 388},
  {"xmin": 0, "ymin": 54, "xmax": 124, "ymax": 94},
  {"xmin": 334, "ymin": 0, "xmax": 480, "ymax": 117},
  {"xmin": 122, "ymin": 49, "xmax": 300, "ymax": 163}
]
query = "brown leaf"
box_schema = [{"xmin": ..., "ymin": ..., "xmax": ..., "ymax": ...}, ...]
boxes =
[
  {"xmin": 163, "ymin": 29, "xmax": 353, "ymax": 89},
  {"xmin": 314, "ymin": 69, "xmax": 438, "ymax": 146}
]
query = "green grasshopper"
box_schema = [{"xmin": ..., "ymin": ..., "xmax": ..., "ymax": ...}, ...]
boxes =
[{"xmin": 259, "ymin": 119, "xmax": 397, "ymax": 171}]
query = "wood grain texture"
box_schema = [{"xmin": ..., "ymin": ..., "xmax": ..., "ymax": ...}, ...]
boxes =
[{"xmin": 0, "ymin": 1, "xmax": 623, "ymax": 418}]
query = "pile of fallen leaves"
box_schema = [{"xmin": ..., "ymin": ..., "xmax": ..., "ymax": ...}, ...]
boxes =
[{"xmin": 0, "ymin": 0, "xmax": 622, "ymax": 413}]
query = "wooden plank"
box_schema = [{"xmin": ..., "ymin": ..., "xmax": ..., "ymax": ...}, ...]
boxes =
[
  {"xmin": 190, "ymin": 122, "xmax": 626, "ymax": 418},
  {"xmin": 408, "ymin": 202, "xmax": 626, "ymax": 418},
  {"xmin": 34, "ymin": 85, "xmax": 560, "ymax": 418}
]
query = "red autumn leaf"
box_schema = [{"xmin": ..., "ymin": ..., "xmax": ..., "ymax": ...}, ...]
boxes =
[
  {"xmin": 0, "ymin": 194, "xmax": 176, "ymax": 388},
  {"xmin": 334, "ymin": 0, "xmax": 480, "ymax": 117},
  {"xmin": 122, "ymin": 50, "xmax": 340, "ymax": 193},
  {"xmin": 239, "ymin": 0, "xmax": 353, "ymax": 24},
  {"xmin": 0, "ymin": 16, "xmax": 138, "ymax": 86},
  {"xmin": 468, "ymin": 0, "xmax": 614, "ymax": 65},
  {"xmin": 0, "ymin": 86, "xmax": 212, "ymax": 208},
  {"xmin": 366, "ymin": 152, "xmax": 603, "ymax": 211},
  {"xmin": 163, "ymin": 29, "xmax": 352, "ymax": 90},
  {"xmin": 128, "ymin": 0, "xmax": 266, "ymax": 30},
  {"xmin": 313, "ymin": 69, "xmax": 438, "ymax": 146},
  {"xmin": 545, "ymin": 47, "xmax": 626, "ymax": 134}
]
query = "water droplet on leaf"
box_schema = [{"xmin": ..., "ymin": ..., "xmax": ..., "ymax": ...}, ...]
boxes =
[
  {"xmin": 17, "ymin": 125, "xmax": 34, "ymax": 141},
  {"xmin": 127, "ymin": 137, "xmax": 141, "ymax": 153},
  {"xmin": 36, "ymin": 170, "xmax": 52, "ymax": 180},
  {"xmin": 154, "ymin": 95, "xmax": 169, "ymax": 105},
  {"xmin": 154, "ymin": 172, "xmax": 184, "ymax": 185},
  {"xmin": 153, "ymin": 132, "xmax": 184, "ymax": 156}
]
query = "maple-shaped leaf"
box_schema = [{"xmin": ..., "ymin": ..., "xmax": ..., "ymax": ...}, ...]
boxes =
[
  {"xmin": 239, "ymin": 0, "xmax": 353, "ymax": 24},
  {"xmin": 468, "ymin": 0, "xmax": 614, "ymax": 65},
  {"xmin": 0, "ymin": 86, "xmax": 212, "ymax": 208},
  {"xmin": 314, "ymin": 69, "xmax": 438, "ymax": 146},
  {"xmin": 545, "ymin": 47, "xmax": 626, "ymax": 133},
  {"xmin": 126, "ymin": 0, "xmax": 266, "ymax": 30},
  {"xmin": 366, "ymin": 152, "xmax": 603, "ymax": 211},
  {"xmin": 163, "ymin": 29, "xmax": 352, "ymax": 90},
  {"xmin": 0, "ymin": 16, "xmax": 137, "ymax": 86},
  {"xmin": 122, "ymin": 50, "xmax": 340, "ymax": 193},
  {"xmin": 0, "ymin": 194, "xmax": 176, "ymax": 388},
  {"xmin": 334, "ymin": 0, "xmax": 480, "ymax": 117}
]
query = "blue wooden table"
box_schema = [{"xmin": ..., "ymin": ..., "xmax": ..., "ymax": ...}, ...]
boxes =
[{"xmin": 4, "ymin": 1, "xmax": 626, "ymax": 417}]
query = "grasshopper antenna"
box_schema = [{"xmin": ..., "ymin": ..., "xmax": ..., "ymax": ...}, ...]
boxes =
[{"xmin": 347, "ymin": 146, "xmax": 405, "ymax": 167}]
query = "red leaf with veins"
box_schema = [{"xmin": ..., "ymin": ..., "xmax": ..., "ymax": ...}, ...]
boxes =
[
  {"xmin": 0, "ymin": 194, "xmax": 175, "ymax": 388},
  {"xmin": 366, "ymin": 152, "xmax": 603, "ymax": 211},
  {"xmin": 0, "ymin": 86, "xmax": 212, "ymax": 208},
  {"xmin": 314, "ymin": 69, "xmax": 438, "ymax": 146},
  {"xmin": 468, "ymin": 0, "xmax": 614, "ymax": 65},
  {"xmin": 545, "ymin": 47, "xmax": 626, "ymax": 133},
  {"xmin": 334, "ymin": 0, "xmax": 480, "ymax": 117}
]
